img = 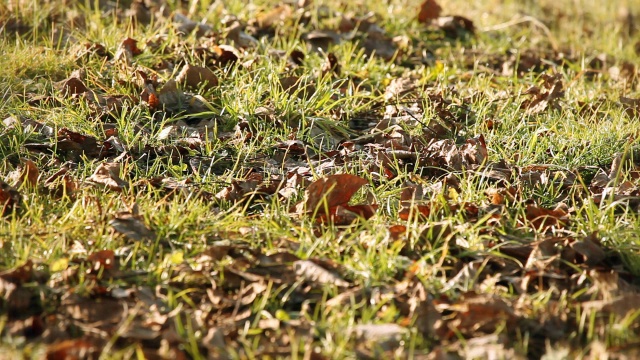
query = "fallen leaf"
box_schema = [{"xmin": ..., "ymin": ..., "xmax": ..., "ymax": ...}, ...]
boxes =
[
  {"xmin": 302, "ymin": 174, "xmax": 368, "ymax": 214},
  {"xmin": 521, "ymin": 73, "xmax": 564, "ymax": 115},
  {"xmin": 46, "ymin": 339, "xmax": 98, "ymax": 360},
  {"xmin": 417, "ymin": 0, "xmax": 442, "ymax": 23},
  {"xmin": 87, "ymin": 162, "xmax": 128, "ymax": 191},
  {"xmin": 175, "ymin": 64, "xmax": 218, "ymax": 91},
  {"xmin": 16, "ymin": 159, "xmax": 39, "ymax": 188},
  {"xmin": 55, "ymin": 76, "xmax": 88, "ymax": 98},
  {"xmin": 0, "ymin": 180, "xmax": 21, "ymax": 216},
  {"xmin": 436, "ymin": 15, "xmax": 476, "ymax": 37},
  {"xmin": 256, "ymin": 4, "xmax": 292, "ymax": 29},
  {"xmin": 174, "ymin": 13, "xmax": 213, "ymax": 37},
  {"xmin": 362, "ymin": 32, "xmax": 398, "ymax": 61},
  {"xmin": 114, "ymin": 37, "xmax": 142, "ymax": 65},
  {"xmin": 87, "ymin": 250, "xmax": 116, "ymax": 272},
  {"xmin": 0, "ymin": 260, "xmax": 34, "ymax": 285},
  {"xmin": 525, "ymin": 203, "xmax": 568, "ymax": 230},
  {"xmin": 294, "ymin": 260, "xmax": 350, "ymax": 287},
  {"xmin": 56, "ymin": 128, "xmax": 103, "ymax": 159},
  {"xmin": 226, "ymin": 21, "xmax": 258, "ymax": 48},
  {"xmin": 571, "ymin": 234, "xmax": 606, "ymax": 266},
  {"xmin": 110, "ymin": 211, "xmax": 156, "ymax": 241}
]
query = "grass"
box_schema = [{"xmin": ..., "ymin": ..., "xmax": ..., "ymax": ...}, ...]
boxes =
[{"xmin": 2, "ymin": 0, "xmax": 640, "ymax": 358}]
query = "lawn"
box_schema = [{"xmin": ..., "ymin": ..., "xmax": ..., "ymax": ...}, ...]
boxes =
[{"xmin": 2, "ymin": 0, "xmax": 640, "ymax": 358}]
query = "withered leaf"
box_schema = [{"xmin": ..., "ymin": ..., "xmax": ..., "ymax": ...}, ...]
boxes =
[
  {"xmin": 444, "ymin": 292, "xmax": 518, "ymax": 335},
  {"xmin": 110, "ymin": 211, "xmax": 156, "ymax": 241},
  {"xmin": 328, "ymin": 204, "xmax": 377, "ymax": 225},
  {"xmin": 157, "ymin": 79, "xmax": 184, "ymax": 110},
  {"xmin": 87, "ymin": 250, "xmax": 116, "ymax": 272},
  {"xmin": 0, "ymin": 260, "xmax": 34, "ymax": 285},
  {"xmin": 521, "ymin": 73, "xmax": 564, "ymax": 115},
  {"xmin": 46, "ymin": 339, "xmax": 98, "ymax": 360},
  {"xmin": 87, "ymin": 162, "xmax": 128, "ymax": 191},
  {"xmin": 57, "ymin": 128, "xmax": 102, "ymax": 158},
  {"xmin": 174, "ymin": 13, "xmax": 213, "ymax": 37},
  {"xmin": 279, "ymin": 76, "xmax": 316, "ymax": 99},
  {"xmin": 525, "ymin": 203, "xmax": 568, "ymax": 230},
  {"xmin": 114, "ymin": 37, "xmax": 142, "ymax": 65},
  {"xmin": 322, "ymin": 52, "xmax": 341, "ymax": 77},
  {"xmin": 14, "ymin": 159, "xmax": 39, "ymax": 188},
  {"xmin": 44, "ymin": 165, "xmax": 77, "ymax": 198},
  {"xmin": 294, "ymin": 260, "xmax": 350, "ymax": 287},
  {"xmin": 354, "ymin": 323, "xmax": 408, "ymax": 343},
  {"xmin": 56, "ymin": 76, "xmax": 88, "ymax": 98},
  {"xmin": 256, "ymin": 4, "xmax": 292, "ymax": 29},
  {"xmin": 302, "ymin": 174, "xmax": 368, "ymax": 213},
  {"xmin": 362, "ymin": 32, "xmax": 398, "ymax": 61},
  {"xmin": 226, "ymin": 21, "xmax": 258, "ymax": 48},
  {"xmin": 571, "ymin": 236, "xmax": 606, "ymax": 266},
  {"xmin": 436, "ymin": 16, "xmax": 476, "ymax": 37},
  {"xmin": 0, "ymin": 180, "xmax": 22, "ymax": 216},
  {"xmin": 175, "ymin": 64, "xmax": 218, "ymax": 91},
  {"xmin": 417, "ymin": 0, "xmax": 442, "ymax": 23},
  {"xmin": 213, "ymin": 45, "xmax": 240, "ymax": 67}
]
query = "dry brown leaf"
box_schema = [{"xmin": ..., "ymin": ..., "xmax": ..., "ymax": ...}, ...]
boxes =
[
  {"xmin": 46, "ymin": 339, "xmax": 98, "ymax": 360},
  {"xmin": 56, "ymin": 76, "xmax": 88, "ymax": 98},
  {"xmin": 16, "ymin": 159, "xmax": 39, "ymax": 188},
  {"xmin": 57, "ymin": 128, "xmax": 104, "ymax": 159},
  {"xmin": 157, "ymin": 79, "xmax": 184, "ymax": 109},
  {"xmin": 571, "ymin": 235, "xmax": 606, "ymax": 266},
  {"xmin": 384, "ymin": 78, "xmax": 416, "ymax": 101},
  {"xmin": 0, "ymin": 260, "xmax": 34, "ymax": 285},
  {"xmin": 175, "ymin": 64, "xmax": 218, "ymax": 91},
  {"xmin": 226, "ymin": 21, "xmax": 258, "ymax": 48},
  {"xmin": 444, "ymin": 292, "xmax": 518, "ymax": 335},
  {"xmin": 436, "ymin": 15, "xmax": 476, "ymax": 37},
  {"xmin": 87, "ymin": 250, "xmax": 116, "ymax": 272},
  {"xmin": 0, "ymin": 180, "xmax": 21, "ymax": 216},
  {"xmin": 525, "ymin": 203, "xmax": 568, "ymax": 230},
  {"xmin": 362, "ymin": 32, "xmax": 398, "ymax": 61},
  {"xmin": 173, "ymin": 13, "xmax": 213, "ymax": 37},
  {"xmin": 256, "ymin": 4, "xmax": 292, "ymax": 29},
  {"xmin": 213, "ymin": 45, "xmax": 240, "ymax": 67},
  {"xmin": 321, "ymin": 52, "xmax": 341, "ymax": 77},
  {"xmin": 87, "ymin": 162, "xmax": 128, "ymax": 191},
  {"xmin": 302, "ymin": 174, "xmax": 368, "ymax": 213},
  {"xmin": 417, "ymin": 0, "xmax": 442, "ymax": 23},
  {"xmin": 110, "ymin": 211, "xmax": 156, "ymax": 241},
  {"xmin": 293, "ymin": 260, "xmax": 349, "ymax": 287},
  {"xmin": 521, "ymin": 73, "xmax": 564, "ymax": 115},
  {"xmin": 114, "ymin": 37, "xmax": 142, "ymax": 65},
  {"xmin": 459, "ymin": 134, "xmax": 488, "ymax": 166},
  {"xmin": 45, "ymin": 165, "xmax": 77, "ymax": 198},
  {"xmin": 279, "ymin": 76, "xmax": 316, "ymax": 100}
]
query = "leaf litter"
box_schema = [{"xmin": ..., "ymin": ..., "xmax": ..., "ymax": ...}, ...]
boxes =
[{"xmin": 2, "ymin": 0, "xmax": 640, "ymax": 358}]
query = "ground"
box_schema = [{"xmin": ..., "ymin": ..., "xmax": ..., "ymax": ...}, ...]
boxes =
[{"xmin": 2, "ymin": 0, "xmax": 640, "ymax": 359}]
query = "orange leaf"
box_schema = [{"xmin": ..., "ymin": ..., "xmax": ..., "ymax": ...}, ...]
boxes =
[
  {"xmin": 19, "ymin": 159, "xmax": 39, "ymax": 188},
  {"xmin": 315, "ymin": 204, "xmax": 377, "ymax": 225},
  {"xmin": 525, "ymin": 204, "xmax": 568, "ymax": 230},
  {"xmin": 304, "ymin": 174, "xmax": 368, "ymax": 213},
  {"xmin": 398, "ymin": 203, "xmax": 431, "ymax": 220},
  {"xmin": 417, "ymin": 0, "xmax": 442, "ymax": 23},
  {"xmin": 87, "ymin": 250, "xmax": 115, "ymax": 271},
  {"xmin": 388, "ymin": 225, "xmax": 407, "ymax": 240}
]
